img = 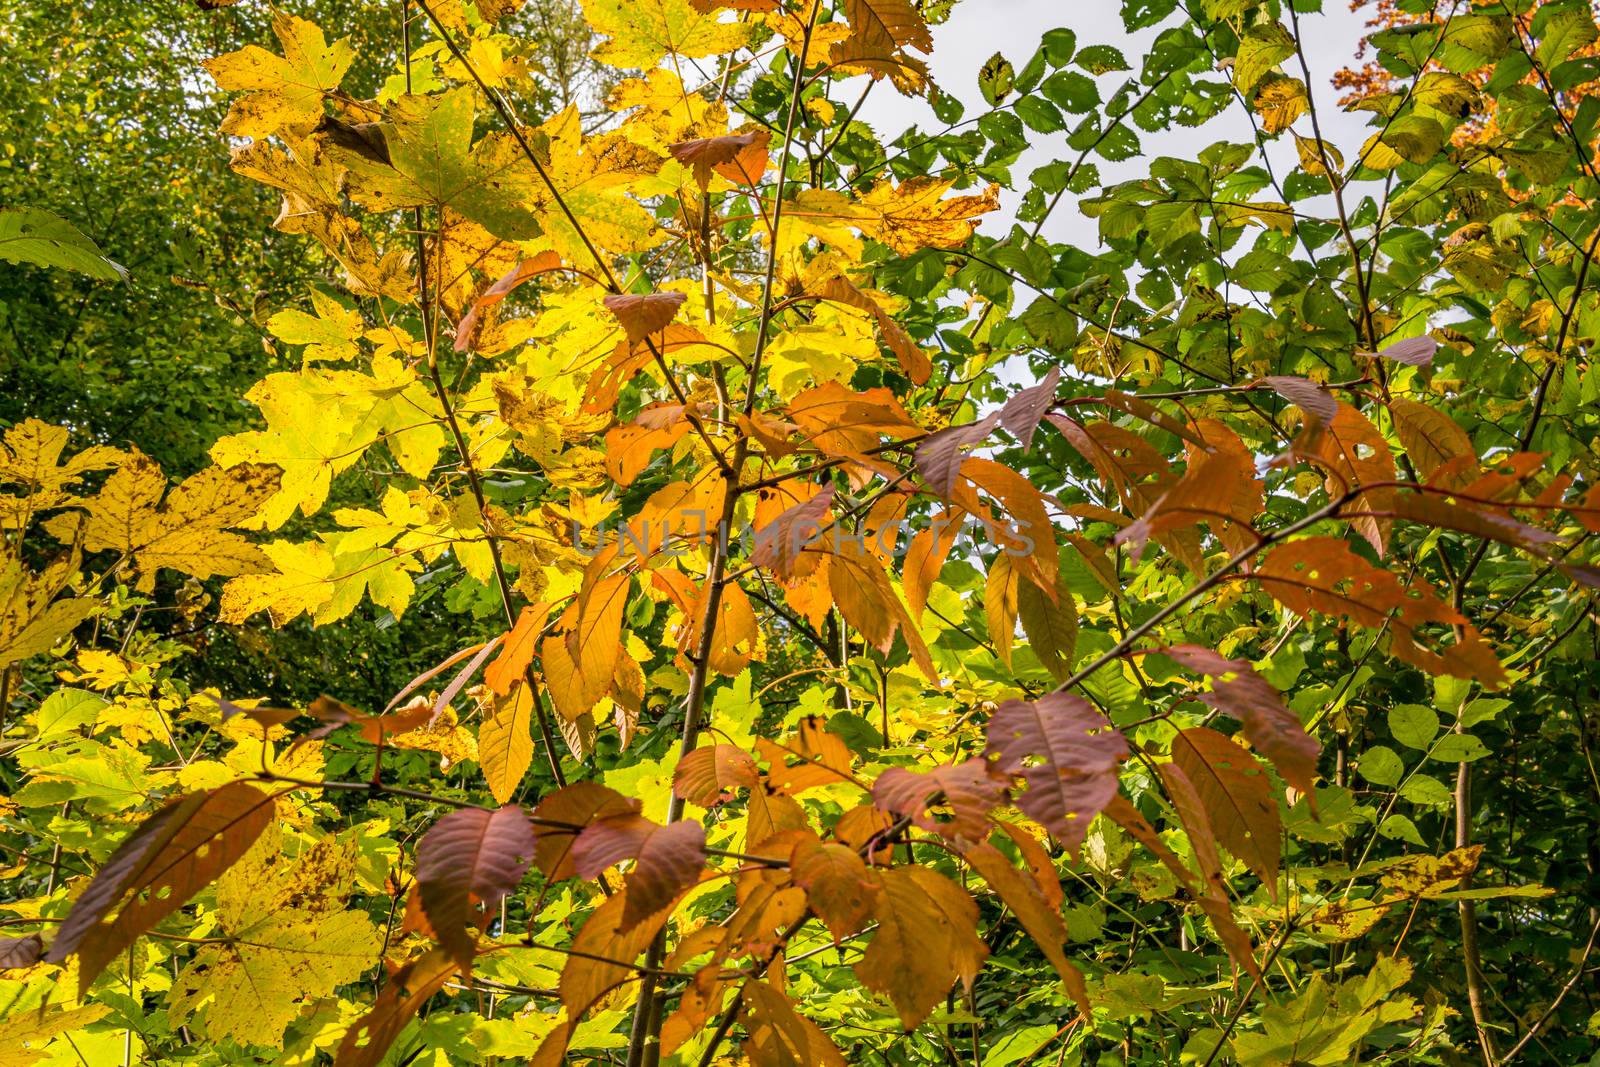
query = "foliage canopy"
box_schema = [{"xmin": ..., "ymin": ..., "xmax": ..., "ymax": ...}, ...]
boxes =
[{"xmin": 3, "ymin": 0, "xmax": 1600, "ymax": 1064}]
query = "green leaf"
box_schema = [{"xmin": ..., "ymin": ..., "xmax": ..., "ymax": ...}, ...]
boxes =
[
  {"xmin": 979, "ymin": 52, "xmax": 1015, "ymax": 106},
  {"xmin": 1074, "ymin": 44, "xmax": 1130, "ymax": 75},
  {"xmin": 1357, "ymin": 745, "xmax": 1404, "ymax": 787},
  {"xmin": 1431, "ymin": 732, "xmax": 1490, "ymax": 762},
  {"xmin": 1387, "ymin": 704, "xmax": 1439, "ymax": 750},
  {"xmin": 0, "ymin": 208, "xmax": 127, "ymax": 281},
  {"xmin": 1233, "ymin": 22, "xmax": 1295, "ymax": 94},
  {"xmin": 33, "ymin": 689, "xmax": 107, "ymax": 740}
]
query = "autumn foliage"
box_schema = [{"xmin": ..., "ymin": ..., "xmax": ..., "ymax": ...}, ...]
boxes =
[{"xmin": 3, "ymin": 0, "xmax": 1600, "ymax": 1064}]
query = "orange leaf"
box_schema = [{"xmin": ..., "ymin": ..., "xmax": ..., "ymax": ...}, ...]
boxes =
[
  {"xmin": 673, "ymin": 743, "xmax": 761, "ymax": 807},
  {"xmin": 484, "ymin": 604, "xmax": 545, "ymax": 696},
  {"xmin": 558, "ymin": 885, "xmax": 683, "ymax": 1019},
  {"xmin": 1388, "ymin": 397, "xmax": 1473, "ymax": 478},
  {"xmin": 790, "ymin": 839, "xmax": 879, "ymax": 942},
  {"xmin": 1256, "ymin": 536, "xmax": 1505, "ymax": 685},
  {"xmin": 855, "ymin": 867, "xmax": 988, "ymax": 1029}
]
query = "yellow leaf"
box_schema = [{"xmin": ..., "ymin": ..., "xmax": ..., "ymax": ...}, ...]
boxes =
[
  {"xmin": 0, "ymin": 1004, "xmax": 111, "ymax": 1067},
  {"xmin": 77, "ymin": 451, "xmax": 277, "ymax": 590},
  {"xmin": 581, "ymin": 0, "xmax": 754, "ymax": 69},
  {"xmin": 203, "ymin": 11, "xmax": 353, "ymax": 138},
  {"xmin": 856, "ymin": 177, "xmax": 1000, "ymax": 254},
  {"xmin": 169, "ymin": 828, "xmax": 380, "ymax": 1048},
  {"xmin": 266, "ymin": 289, "xmax": 364, "ymax": 363},
  {"xmin": 480, "ymin": 683, "xmax": 535, "ymax": 804}
]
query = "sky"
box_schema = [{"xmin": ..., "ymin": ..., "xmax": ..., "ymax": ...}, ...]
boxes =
[{"xmin": 847, "ymin": 0, "xmax": 1383, "ymax": 248}]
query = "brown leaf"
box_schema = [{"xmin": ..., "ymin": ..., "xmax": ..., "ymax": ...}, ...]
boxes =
[
  {"xmin": 1365, "ymin": 334, "xmax": 1437, "ymax": 366},
  {"xmin": 46, "ymin": 782, "xmax": 275, "ymax": 994},
  {"xmin": 1294, "ymin": 403, "xmax": 1395, "ymax": 555},
  {"xmin": 531, "ymin": 782, "xmax": 636, "ymax": 882},
  {"xmin": 999, "ymin": 367, "xmax": 1061, "ymax": 452},
  {"xmin": 855, "ymin": 867, "xmax": 987, "ymax": 1030},
  {"xmin": 985, "ymin": 693, "xmax": 1127, "ymax": 854},
  {"xmin": 1261, "ymin": 375, "xmax": 1337, "ymax": 427},
  {"xmin": 790, "ymin": 839, "xmax": 879, "ymax": 942},
  {"xmin": 752, "ymin": 485, "xmax": 833, "ymax": 580},
  {"xmin": 871, "ymin": 758, "xmax": 1006, "ymax": 843},
  {"xmin": 961, "ymin": 842, "xmax": 1089, "ymax": 1015},
  {"xmin": 741, "ymin": 978, "xmax": 850, "ymax": 1066},
  {"xmin": 603, "ymin": 291, "xmax": 687, "ymax": 347},
  {"xmin": 668, "ymin": 130, "xmax": 770, "ymax": 188},
  {"xmin": 914, "ymin": 411, "xmax": 1000, "ymax": 498},
  {"xmin": 1158, "ymin": 645, "xmax": 1318, "ymax": 796},
  {"xmin": 1171, "ymin": 728, "xmax": 1280, "ymax": 895},
  {"xmin": 758, "ymin": 716, "xmax": 858, "ymax": 796},
  {"xmin": 1256, "ymin": 536, "xmax": 1505, "ymax": 685},
  {"xmin": 417, "ymin": 805, "xmax": 537, "ymax": 967},
  {"xmin": 572, "ymin": 814, "xmax": 707, "ymax": 929},
  {"xmin": 334, "ymin": 948, "xmax": 459, "ymax": 1067},
  {"xmin": 0, "ymin": 933, "xmax": 42, "ymax": 970},
  {"xmin": 673, "ymin": 744, "xmax": 761, "ymax": 807}
]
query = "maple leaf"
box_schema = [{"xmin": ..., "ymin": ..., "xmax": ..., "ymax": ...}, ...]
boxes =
[
  {"xmin": 202, "ymin": 11, "xmax": 353, "ymax": 137},
  {"xmin": 417, "ymin": 805, "xmax": 537, "ymax": 966},
  {"xmin": 168, "ymin": 829, "xmax": 380, "ymax": 1047},
  {"xmin": 986, "ymin": 693, "xmax": 1128, "ymax": 854},
  {"xmin": 581, "ymin": 0, "xmax": 754, "ymax": 69},
  {"xmin": 0, "ymin": 544, "xmax": 97, "ymax": 670},
  {"xmin": 76, "ymin": 451, "xmax": 278, "ymax": 590},
  {"xmin": 0, "ymin": 418, "xmax": 121, "ymax": 523},
  {"xmin": 831, "ymin": 0, "xmax": 934, "ymax": 93},
  {"xmin": 333, "ymin": 87, "xmax": 542, "ymax": 241},
  {"xmin": 856, "ymin": 177, "xmax": 1001, "ymax": 254}
]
